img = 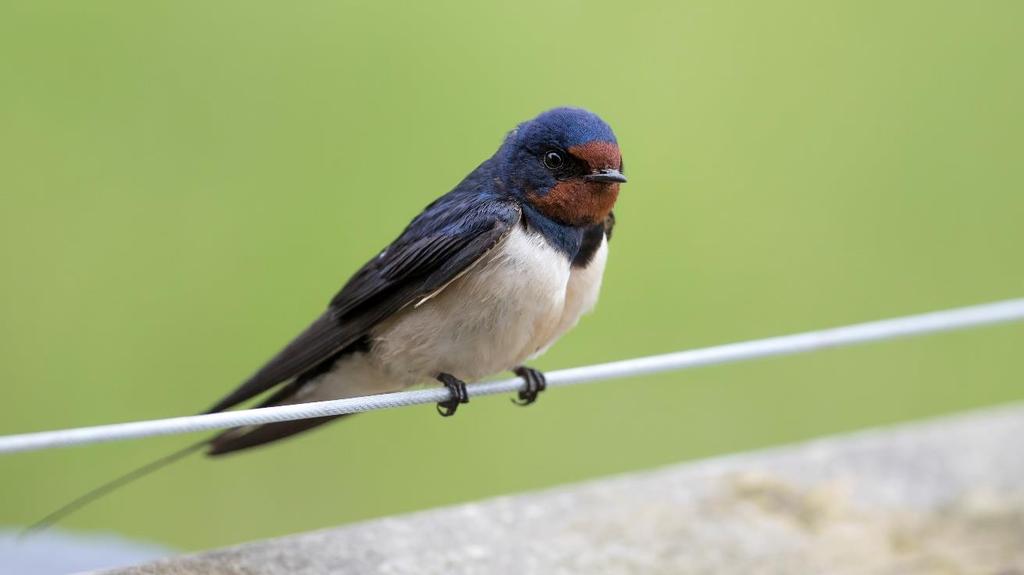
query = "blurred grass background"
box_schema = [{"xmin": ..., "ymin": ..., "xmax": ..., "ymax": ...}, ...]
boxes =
[{"xmin": 1, "ymin": 0, "xmax": 1022, "ymax": 551}]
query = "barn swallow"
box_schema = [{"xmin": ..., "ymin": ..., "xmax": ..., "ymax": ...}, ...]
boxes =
[
  {"xmin": 203, "ymin": 106, "xmax": 625, "ymax": 453},
  {"xmin": 30, "ymin": 107, "xmax": 624, "ymax": 528}
]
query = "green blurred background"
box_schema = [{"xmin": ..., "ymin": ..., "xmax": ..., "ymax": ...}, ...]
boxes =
[{"xmin": 2, "ymin": 0, "xmax": 1022, "ymax": 552}]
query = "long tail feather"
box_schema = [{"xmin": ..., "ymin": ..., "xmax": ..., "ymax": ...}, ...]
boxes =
[{"xmin": 21, "ymin": 440, "xmax": 207, "ymax": 536}]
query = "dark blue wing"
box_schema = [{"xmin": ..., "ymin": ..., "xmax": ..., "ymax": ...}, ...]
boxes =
[{"xmin": 206, "ymin": 193, "xmax": 521, "ymax": 414}]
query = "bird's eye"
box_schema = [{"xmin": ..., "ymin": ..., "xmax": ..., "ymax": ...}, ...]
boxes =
[{"xmin": 543, "ymin": 151, "xmax": 564, "ymax": 170}]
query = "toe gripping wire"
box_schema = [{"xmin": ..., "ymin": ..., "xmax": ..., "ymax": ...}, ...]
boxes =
[
  {"xmin": 512, "ymin": 366, "xmax": 546, "ymax": 406},
  {"xmin": 436, "ymin": 373, "xmax": 469, "ymax": 417}
]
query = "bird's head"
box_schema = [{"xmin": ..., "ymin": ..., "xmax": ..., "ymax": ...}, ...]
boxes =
[{"xmin": 500, "ymin": 107, "xmax": 625, "ymax": 227}]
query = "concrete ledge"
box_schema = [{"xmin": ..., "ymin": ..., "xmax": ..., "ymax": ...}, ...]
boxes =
[{"xmin": 109, "ymin": 404, "xmax": 1024, "ymax": 574}]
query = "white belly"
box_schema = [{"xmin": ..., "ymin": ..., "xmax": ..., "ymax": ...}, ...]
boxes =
[
  {"xmin": 370, "ymin": 225, "xmax": 607, "ymax": 384},
  {"xmin": 296, "ymin": 226, "xmax": 608, "ymax": 402}
]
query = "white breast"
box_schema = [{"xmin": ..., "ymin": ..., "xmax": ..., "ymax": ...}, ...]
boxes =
[
  {"xmin": 367, "ymin": 225, "xmax": 607, "ymax": 385},
  {"xmin": 532, "ymin": 234, "xmax": 608, "ymax": 359}
]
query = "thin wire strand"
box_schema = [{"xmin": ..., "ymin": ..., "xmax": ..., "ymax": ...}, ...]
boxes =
[{"xmin": 2, "ymin": 298, "xmax": 1022, "ymax": 455}]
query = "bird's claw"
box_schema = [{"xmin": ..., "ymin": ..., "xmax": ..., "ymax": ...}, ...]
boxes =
[
  {"xmin": 436, "ymin": 373, "xmax": 469, "ymax": 417},
  {"xmin": 511, "ymin": 366, "xmax": 547, "ymax": 406}
]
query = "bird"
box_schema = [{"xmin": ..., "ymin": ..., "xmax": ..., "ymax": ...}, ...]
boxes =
[{"xmin": 30, "ymin": 106, "xmax": 625, "ymax": 528}]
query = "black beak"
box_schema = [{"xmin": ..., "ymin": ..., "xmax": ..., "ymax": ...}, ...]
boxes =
[{"xmin": 584, "ymin": 168, "xmax": 627, "ymax": 183}]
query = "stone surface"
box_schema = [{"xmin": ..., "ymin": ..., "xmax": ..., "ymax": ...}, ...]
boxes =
[{"xmin": 107, "ymin": 404, "xmax": 1024, "ymax": 574}]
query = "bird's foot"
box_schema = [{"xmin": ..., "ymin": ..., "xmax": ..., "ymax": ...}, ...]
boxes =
[
  {"xmin": 436, "ymin": 373, "xmax": 469, "ymax": 417},
  {"xmin": 511, "ymin": 366, "xmax": 547, "ymax": 406}
]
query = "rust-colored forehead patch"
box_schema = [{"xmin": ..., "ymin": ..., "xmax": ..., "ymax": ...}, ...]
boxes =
[{"xmin": 568, "ymin": 141, "xmax": 621, "ymax": 170}]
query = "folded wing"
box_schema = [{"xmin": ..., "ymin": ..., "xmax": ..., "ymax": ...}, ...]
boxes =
[{"xmin": 205, "ymin": 200, "xmax": 522, "ymax": 415}]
